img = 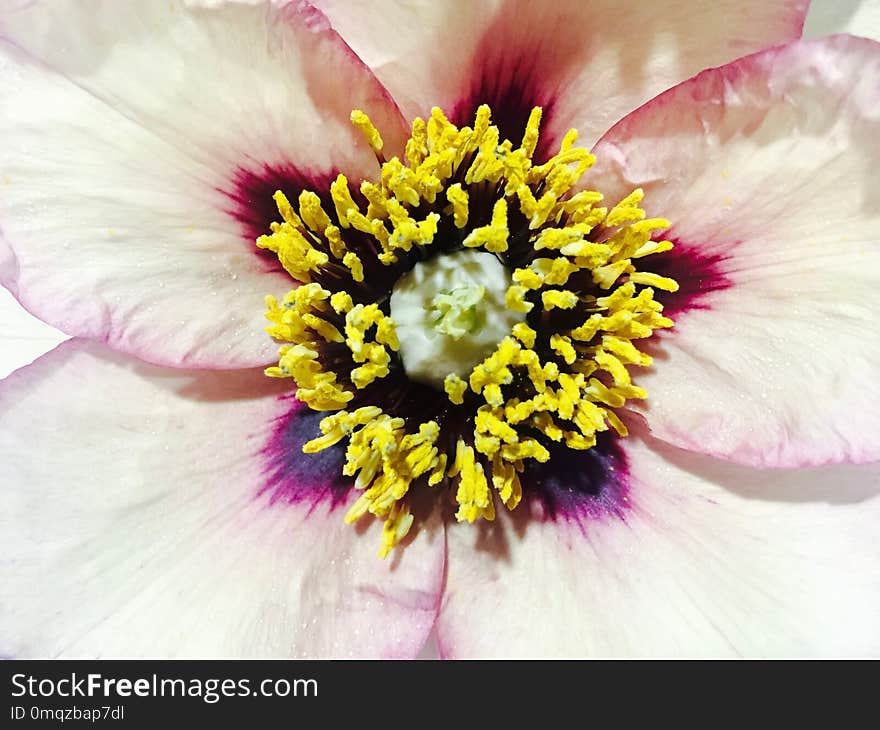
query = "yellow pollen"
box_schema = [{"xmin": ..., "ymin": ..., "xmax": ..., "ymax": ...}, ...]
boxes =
[
  {"xmin": 261, "ymin": 103, "xmax": 678, "ymax": 557},
  {"xmin": 446, "ymin": 183, "xmax": 470, "ymax": 228},
  {"xmin": 330, "ymin": 174, "xmax": 359, "ymax": 229},
  {"xmin": 444, "ymin": 373, "xmax": 468, "ymax": 405},
  {"xmin": 462, "ymin": 198, "xmax": 509, "ymax": 252},
  {"xmin": 350, "ymin": 109, "xmax": 384, "ymax": 155}
]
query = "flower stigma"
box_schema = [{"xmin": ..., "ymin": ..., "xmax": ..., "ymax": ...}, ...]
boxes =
[
  {"xmin": 391, "ymin": 249, "xmax": 525, "ymax": 387},
  {"xmin": 260, "ymin": 105, "xmax": 678, "ymax": 557}
]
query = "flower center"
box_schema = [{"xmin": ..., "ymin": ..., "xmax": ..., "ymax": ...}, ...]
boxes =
[
  {"xmin": 390, "ymin": 249, "xmax": 524, "ymax": 387},
  {"xmin": 259, "ymin": 104, "xmax": 678, "ymax": 557}
]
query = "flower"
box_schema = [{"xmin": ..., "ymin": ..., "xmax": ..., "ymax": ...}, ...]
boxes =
[{"xmin": 1, "ymin": 0, "xmax": 878, "ymax": 657}]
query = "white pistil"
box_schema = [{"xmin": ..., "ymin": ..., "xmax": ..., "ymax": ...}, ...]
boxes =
[{"xmin": 390, "ymin": 249, "xmax": 525, "ymax": 388}]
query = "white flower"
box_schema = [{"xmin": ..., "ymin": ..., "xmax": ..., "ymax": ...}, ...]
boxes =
[{"xmin": 0, "ymin": 0, "xmax": 878, "ymax": 657}]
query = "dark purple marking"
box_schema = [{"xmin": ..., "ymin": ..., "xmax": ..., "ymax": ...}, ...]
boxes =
[
  {"xmin": 221, "ymin": 164, "xmax": 341, "ymax": 273},
  {"xmin": 451, "ymin": 60, "xmax": 557, "ymax": 162},
  {"xmin": 650, "ymin": 237, "xmax": 733, "ymax": 318},
  {"xmin": 259, "ymin": 395, "xmax": 353, "ymax": 510},
  {"xmin": 520, "ymin": 432, "xmax": 630, "ymax": 525}
]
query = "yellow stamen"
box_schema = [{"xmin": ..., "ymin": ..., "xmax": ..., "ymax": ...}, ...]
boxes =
[
  {"xmin": 330, "ymin": 174, "xmax": 359, "ymax": 229},
  {"xmin": 505, "ymin": 285, "xmax": 534, "ymax": 313},
  {"xmin": 350, "ymin": 109, "xmax": 384, "ymax": 155},
  {"xmin": 298, "ymin": 191, "xmax": 331, "ymax": 234},
  {"xmin": 446, "ymin": 183, "xmax": 470, "ymax": 228},
  {"xmin": 444, "ymin": 373, "xmax": 468, "ymax": 405},
  {"xmin": 462, "ymin": 198, "xmax": 509, "ymax": 253},
  {"xmin": 260, "ymin": 103, "xmax": 677, "ymax": 557}
]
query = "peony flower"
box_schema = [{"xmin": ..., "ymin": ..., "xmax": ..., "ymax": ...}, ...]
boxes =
[{"xmin": 1, "ymin": 0, "xmax": 878, "ymax": 657}]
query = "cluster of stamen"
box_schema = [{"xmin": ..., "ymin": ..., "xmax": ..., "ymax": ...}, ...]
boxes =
[{"xmin": 260, "ymin": 105, "xmax": 677, "ymax": 556}]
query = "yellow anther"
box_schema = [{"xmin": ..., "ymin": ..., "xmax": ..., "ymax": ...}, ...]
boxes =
[
  {"xmin": 562, "ymin": 189, "xmax": 604, "ymax": 216},
  {"xmin": 595, "ymin": 349, "xmax": 631, "ymax": 386},
  {"xmin": 533, "ymin": 411, "xmax": 564, "ymax": 441},
  {"xmin": 302, "ymin": 313, "xmax": 343, "ymax": 343},
  {"xmin": 520, "ymin": 106, "xmax": 543, "ymax": 159},
  {"xmin": 603, "ymin": 409, "xmax": 628, "ymax": 437},
  {"xmin": 531, "ymin": 257, "xmax": 580, "ymax": 286},
  {"xmin": 602, "ymin": 335, "xmax": 652, "ymax": 367},
  {"xmin": 550, "ymin": 334, "xmax": 577, "ymax": 364},
  {"xmin": 628, "ymin": 271, "xmax": 680, "ymax": 292},
  {"xmin": 501, "ymin": 438, "xmax": 550, "ymax": 463},
  {"xmin": 375, "ymin": 316, "xmax": 400, "ymax": 351},
  {"xmin": 512, "ymin": 322, "xmax": 537, "ymax": 349},
  {"xmin": 294, "ymin": 371, "xmax": 354, "ymax": 411},
  {"xmin": 272, "ymin": 190, "xmax": 302, "ymax": 227},
  {"xmin": 513, "ymin": 267, "xmax": 544, "ymax": 290},
  {"xmin": 472, "ymin": 105, "xmax": 492, "ymax": 144},
  {"xmin": 462, "ymin": 198, "xmax": 509, "ymax": 253},
  {"xmin": 475, "ymin": 406, "xmax": 519, "ymax": 444},
  {"xmin": 534, "ymin": 227, "xmax": 582, "ymax": 251},
  {"xmin": 330, "ymin": 174, "xmax": 359, "ymax": 229},
  {"xmin": 303, "ymin": 406, "xmax": 382, "ymax": 453},
  {"xmin": 343, "ymin": 251, "xmax": 364, "ymax": 282},
  {"xmin": 541, "ymin": 289, "xmax": 579, "ymax": 310},
  {"xmin": 427, "ymin": 107, "xmax": 456, "ymax": 151},
  {"xmin": 428, "ymin": 453, "xmax": 448, "ymax": 486},
  {"xmin": 445, "ymin": 373, "xmax": 468, "ymax": 405},
  {"xmin": 606, "ymin": 220, "xmax": 669, "ymax": 260},
  {"xmin": 565, "ymin": 431, "xmax": 596, "ymax": 450},
  {"xmin": 404, "ymin": 116, "xmax": 428, "ymax": 167},
  {"xmin": 592, "ymin": 259, "xmax": 633, "ymax": 289},
  {"xmin": 346, "ymin": 209, "xmax": 377, "ymax": 235},
  {"xmin": 382, "ymin": 157, "xmax": 421, "ymax": 207},
  {"xmin": 483, "ymin": 382, "xmax": 504, "ymax": 408},
  {"xmin": 464, "ymin": 124, "xmax": 503, "ymax": 184},
  {"xmin": 298, "ymin": 190, "xmax": 332, "ymax": 234},
  {"xmin": 418, "ymin": 212, "xmax": 440, "ymax": 244},
  {"xmin": 324, "ymin": 225, "xmax": 346, "ymax": 259},
  {"xmin": 446, "ymin": 183, "xmax": 470, "ymax": 228},
  {"xmin": 597, "ymin": 281, "xmax": 636, "ymax": 310},
  {"xmin": 515, "ymin": 348, "xmax": 550, "ymax": 392},
  {"xmin": 517, "ymin": 186, "xmax": 558, "ymax": 229},
  {"xmin": 559, "ymin": 128, "xmax": 579, "ymax": 153},
  {"xmin": 570, "ymin": 205, "xmax": 608, "ymax": 227},
  {"xmin": 330, "ymin": 291, "xmax": 353, "ymax": 314},
  {"xmin": 574, "ymin": 396, "xmax": 609, "ymax": 430},
  {"xmin": 505, "ymin": 285, "xmax": 534, "ymax": 313},
  {"xmin": 360, "ymin": 181, "xmax": 389, "ymax": 220},
  {"xmin": 491, "ymin": 454, "xmax": 522, "ymax": 509},
  {"xmin": 449, "ymin": 440, "xmax": 494, "ymax": 523},
  {"xmin": 256, "ymin": 221, "xmax": 328, "ymax": 283},
  {"xmin": 378, "ymin": 501, "xmax": 414, "ymax": 558},
  {"xmin": 560, "ymin": 240, "xmax": 611, "ymax": 262},
  {"xmin": 350, "ymin": 109, "xmax": 384, "ymax": 154},
  {"xmin": 606, "ymin": 188, "xmax": 646, "ymax": 227},
  {"xmin": 633, "ymin": 238, "xmax": 674, "ymax": 258}
]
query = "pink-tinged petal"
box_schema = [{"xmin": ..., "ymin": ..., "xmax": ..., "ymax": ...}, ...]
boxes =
[
  {"xmin": 589, "ymin": 35, "xmax": 880, "ymax": 467},
  {"xmin": 437, "ymin": 427, "xmax": 880, "ymax": 658},
  {"xmin": 313, "ymin": 0, "xmax": 807, "ymax": 148},
  {"xmin": 0, "ymin": 340, "xmax": 444, "ymax": 658},
  {"xmin": 0, "ymin": 1, "xmax": 406, "ymax": 369}
]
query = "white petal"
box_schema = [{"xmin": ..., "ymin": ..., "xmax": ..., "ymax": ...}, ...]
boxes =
[
  {"xmin": 589, "ymin": 36, "xmax": 880, "ymax": 466},
  {"xmin": 0, "ymin": 340, "xmax": 444, "ymax": 657},
  {"xmin": 804, "ymin": 0, "xmax": 880, "ymax": 42},
  {"xmin": 0, "ymin": 287, "xmax": 68, "ymax": 379},
  {"xmin": 0, "ymin": 0, "xmax": 406, "ymax": 368},
  {"xmin": 314, "ymin": 0, "xmax": 807, "ymax": 147},
  {"xmin": 437, "ymin": 428, "xmax": 880, "ymax": 657}
]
